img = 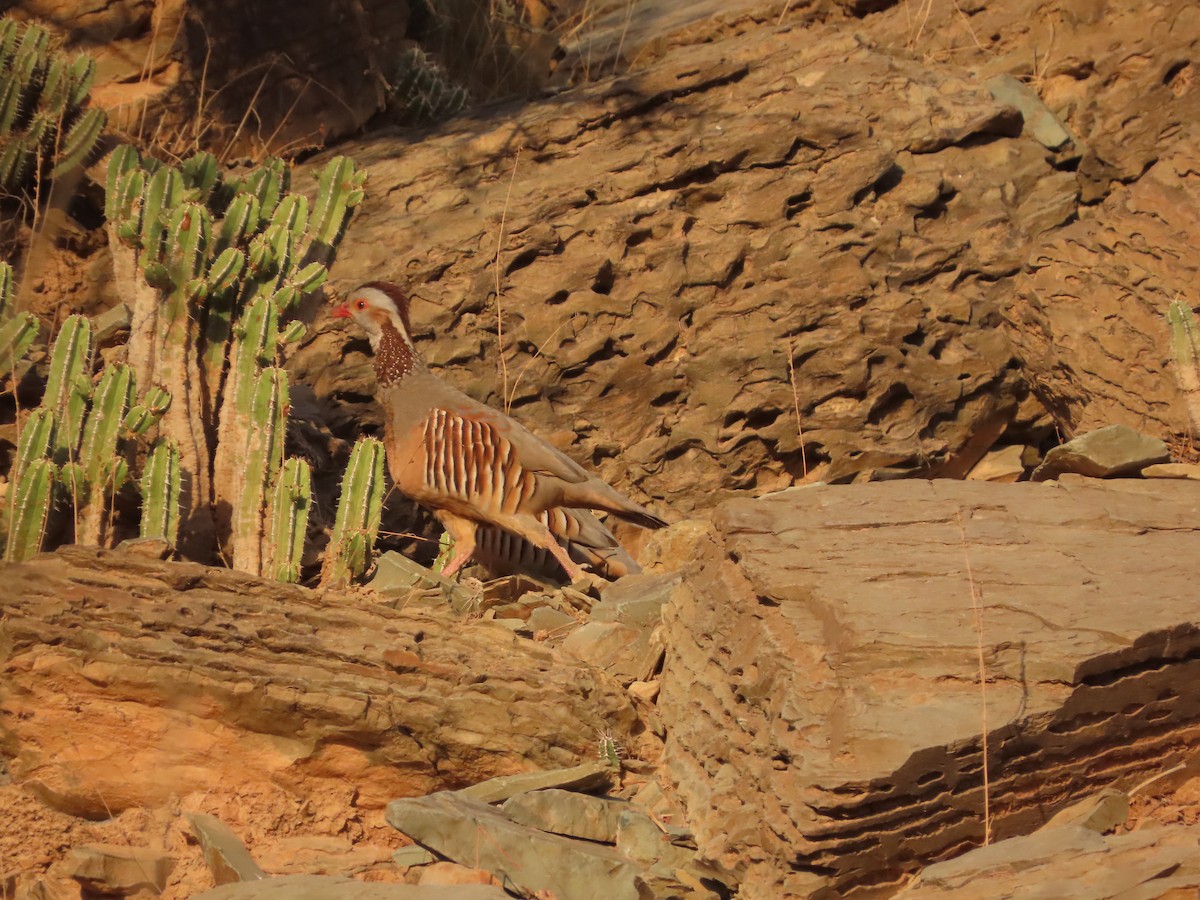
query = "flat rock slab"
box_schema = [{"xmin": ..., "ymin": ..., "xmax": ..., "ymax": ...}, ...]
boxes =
[
  {"xmin": 901, "ymin": 824, "xmax": 1200, "ymax": 899},
  {"xmin": 193, "ymin": 875, "xmax": 509, "ymax": 899},
  {"xmin": 658, "ymin": 478, "xmax": 1200, "ymax": 896},
  {"xmin": 386, "ymin": 791, "xmax": 647, "ymax": 900}
]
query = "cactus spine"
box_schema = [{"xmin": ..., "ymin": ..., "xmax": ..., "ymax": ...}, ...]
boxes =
[{"xmin": 322, "ymin": 437, "xmax": 386, "ymax": 586}]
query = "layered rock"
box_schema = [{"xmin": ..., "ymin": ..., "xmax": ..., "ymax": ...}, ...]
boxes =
[
  {"xmin": 0, "ymin": 545, "xmax": 644, "ymax": 894},
  {"xmin": 657, "ymin": 478, "xmax": 1200, "ymax": 896}
]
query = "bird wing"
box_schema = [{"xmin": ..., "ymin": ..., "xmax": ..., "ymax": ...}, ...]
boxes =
[{"xmin": 434, "ymin": 393, "xmax": 592, "ymax": 485}]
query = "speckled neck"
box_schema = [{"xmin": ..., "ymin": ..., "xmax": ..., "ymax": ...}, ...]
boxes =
[{"xmin": 375, "ymin": 320, "xmax": 422, "ymax": 387}]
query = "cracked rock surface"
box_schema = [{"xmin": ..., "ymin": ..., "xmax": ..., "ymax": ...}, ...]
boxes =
[{"xmin": 295, "ymin": 17, "xmax": 1074, "ymax": 515}]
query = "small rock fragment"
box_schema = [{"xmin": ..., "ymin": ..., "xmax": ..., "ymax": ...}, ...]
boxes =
[
  {"xmin": 965, "ymin": 445, "xmax": 1025, "ymax": 483},
  {"xmin": 192, "ymin": 874, "xmax": 510, "ymax": 898},
  {"xmin": 114, "ymin": 537, "xmax": 172, "ymax": 559},
  {"xmin": 1031, "ymin": 425, "xmax": 1170, "ymax": 481},
  {"xmin": 91, "ymin": 302, "xmax": 132, "ymax": 345},
  {"xmin": 66, "ymin": 844, "xmax": 175, "ymax": 895},
  {"xmin": 900, "ymin": 824, "xmax": 1200, "ymax": 897},
  {"xmin": 985, "ymin": 74, "xmax": 1075, "ymax": 150},
  {"xmin": 628, "ymin": 680, "xmax": 661, "ymax": 703},
  {"xmin": 528, "ymin": 605, "xmax": 577, "ymax": 634},
  {"xmin": 392, "ymin": 846, "xmax": 437, "ymax": 868},
  {"xmin": 562, "ymin": 621, "xmax": 658, "ymax": 683},
  {"xmin": 1041, "ymin": 789, "xmax": 1129, "ymax": 834},
  {"xmin": 369, "ymin": 551, "xmax": 479, "ymax": 613},
  {"xmin": 187, "ymin": 812, "xmax": 267, "ymax": 885}
]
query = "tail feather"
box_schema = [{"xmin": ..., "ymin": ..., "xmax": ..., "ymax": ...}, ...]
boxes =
[{"xmin": 611, "ymin": 508, "xmax": 668, "ymax": 530}]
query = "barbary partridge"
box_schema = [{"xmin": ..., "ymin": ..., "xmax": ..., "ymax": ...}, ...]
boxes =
[{"xmin": 331, "ymin": 281, "xmax": 665, "ymax": 582}]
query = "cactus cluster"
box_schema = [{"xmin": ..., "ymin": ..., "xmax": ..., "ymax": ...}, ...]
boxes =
[
  {"xmin": 105, "ymin": 145, "xmax": 367, "ymax": 580},
  {"xmin": 0, "ymin": 18, "xmax": 106, "ymax": 194},
  {"xmin": 3, "ymin": 309, "xmax": 174, "ymax": 562}
]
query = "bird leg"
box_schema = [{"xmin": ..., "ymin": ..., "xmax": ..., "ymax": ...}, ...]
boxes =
[
  {"xmin": 492, "ymin": 513, "xmax": 587, "ymax": 583},
  {"xmin": 434, "ymin": 511, "xmax": 479, "ymax": 580}
]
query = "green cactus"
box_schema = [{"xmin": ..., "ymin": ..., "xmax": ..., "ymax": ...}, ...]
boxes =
[
  {"xmin": 597, "ymin": 728, "xmax": 623, "ymax": 771},
  {"xmin": 231, "ymin": 366, "xmax": 289, "ymax": 574},
  {"xmin": 385, "ymin": 46, "xmax": 473, "ymax": 126},
  {"xmin": 0, "ymin": 20, "xmax": 106, "ymax": 194},
  {"xmin": 6, "ymin": 406, "xmax": 57, "ymax": 566},
  {"xmin": 51, "ymin": 107, "xmax": 106, "ymax": 178},
  {"xmin": 1168, "ymin": 300, "xmax": 1200, "ymax": 437},
  {"xmin": 180, "ymin": 150, "xmax": 218, "ymax": 201},
  {"xmin": 70, "ymin": 364, "xmax": 136, "ymax": 545},
  {"xmin": 42, "ymin": 315, "xmax": 92, "ymax": 464},
  {"xmin": 139, "ymin": 166, "xmax": 184, "ymax": 272},
  {"xmin": 140, "ymin": 439, "xmax": 181, "ymax": 549},
  {"xmin": 0, "ymin": 261, "xmax": 37, "ymax": 380},
  {"xmin": 321, "ymin": 437, "xmax": 387, "ymax": 586},
  {"xmin": 0, "ymin": 258, "xmax": 11, "ymax": 316},
  {"xmin": 0, "ymin": 310, "xmax": 37, "ymax": 379},
  {"xmin": 267, "ymin": 457, "xmax": 312, "ymax": 583},
  {"xmin": 310, "ymin": 156, "xmax": 368, "ymax": 248},
  {"xmin": 8, "ymin": 406, "xmax": 55, "ymax": 499},
  {"xmin": 5, "ymin": 456, "xmax": 55, "ymax": 562}
]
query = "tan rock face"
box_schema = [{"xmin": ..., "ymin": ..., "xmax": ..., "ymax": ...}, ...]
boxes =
[
  {"xmin": 862, "ymin": 0, "xmax": 1200, "ymax": 442},
  {"xmin": 1009, "ymin": 137, "xmax": 1200, "ymax": 437},
  {"xmin": 297, "ymin": 21, "xmax": 1077, "ymax": 516},
  {"xmin": 657, "ymin": 478, "xmax": 1200, "ymax": 895}
]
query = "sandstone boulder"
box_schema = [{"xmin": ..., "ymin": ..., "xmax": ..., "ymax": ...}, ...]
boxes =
[
  {"xmin": 657, "ymin": 478, "xmax": 1200, "ymax": 896},
  {"xmin": 0, "ymin": 544, "xmax": 643, "ymax": 892}
]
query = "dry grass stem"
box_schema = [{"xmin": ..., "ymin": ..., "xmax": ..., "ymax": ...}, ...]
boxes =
[
  {"xmin": 493, "ymin": 148, "xmax": 521, "ymax": 408},
  {"xmin": 955, "ymin": 507, "xmax": 991, "ymax": 845},
  {"xmin": 613, "ymin": 0, "xmax": 637, "ymax": 76},
  {"xmin": 219, "ymin": 65, "xmax": 275, "ymax": 162},
  {"xmin": 786, "ymin": 338, "xmax": 808, "ymax": 480},
  {"xmin": 505, "ymin": 314, "xmax": 579, "ymax": 414}
]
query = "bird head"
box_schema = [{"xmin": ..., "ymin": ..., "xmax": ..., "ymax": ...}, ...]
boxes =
[{"xmin": 330, "ymin": 282, "xmax": 415, "ymax": 351}]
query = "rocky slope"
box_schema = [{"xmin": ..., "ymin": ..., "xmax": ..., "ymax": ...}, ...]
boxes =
[{"xmin": 4, "ymin": 0, "xmax": 1200, "ymax": 896}]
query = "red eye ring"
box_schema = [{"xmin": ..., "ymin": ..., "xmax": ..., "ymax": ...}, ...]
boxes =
[{"xmin": 355, "ymin": 299, "xmax": 367, "ymax": 310}]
